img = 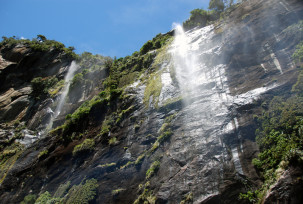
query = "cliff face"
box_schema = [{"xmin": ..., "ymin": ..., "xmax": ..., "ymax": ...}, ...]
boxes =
[{"xmin": 0, "ymin": 0, "xmax": 303, "ymax": 203}]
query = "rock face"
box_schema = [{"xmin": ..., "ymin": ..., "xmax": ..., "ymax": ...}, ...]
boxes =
[
  {"xmin": 0, "ymin": 43, "xmax": 73, "ymax": 126},
  {"xmin": 264, "ymin": 166, "xmax": 303, "ymax": 204},
  {"xmin": 0, "ymin": 0, "xmax": 303, "ymax": 203}
]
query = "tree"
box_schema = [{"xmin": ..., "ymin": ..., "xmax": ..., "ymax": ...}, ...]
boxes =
[
  {"xmin": 37, "ymin": 34, "xmax": 47, "ymax": 42},
  {"xmin": 208, "ymin": 0, "xmax": 225, "ymax": 12},
  {"xmin": 140, "ymin": 40, "xmax": 153, "ymax": 55}
]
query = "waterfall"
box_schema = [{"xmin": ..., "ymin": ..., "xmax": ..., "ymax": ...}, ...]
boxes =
[
  {"xmin": 46, "ymin": 61, "xmax": 78, "ymax": 131},
  {"xmin": 172, "ymin": 24, "xmax": 200, "ymax": 98},
  {"xmin": 165, "ymin": 23, "xmax": 250, "ymax": 199}
]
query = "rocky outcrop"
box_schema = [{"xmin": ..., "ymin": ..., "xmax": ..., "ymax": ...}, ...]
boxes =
[
  {"xmin": 264, "ymin": 166, "xmax": 303, "ymax": 204},
  {"xmin": 0, "ymin": 43, "xmax": 73, "ymax": 126}
]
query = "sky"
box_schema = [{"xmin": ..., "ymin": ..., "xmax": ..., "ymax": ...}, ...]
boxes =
[{"xmin": 0, "ymin": 0, "xmax": 210, "ymax": 58}]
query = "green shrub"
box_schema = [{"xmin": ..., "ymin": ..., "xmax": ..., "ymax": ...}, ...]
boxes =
[
  {"xmin": 61, "ymin": 95, "xmax": 108, "ymax": 137},
  {"xmin": 255, "ymin": 96, "xmax": 303, "ymax": 171},
  {"xmin": 70, "ymin": 73, "xmax": 84, "ymax": 89},
  {"xmin": 183, "ymin": 9, "xmax": 220, "ymax": 30},
  {"xmin": 118, "ymin": 72, "xmax": 139, "ymax": 88},
  {"xmin": 180, "ymin": 192, "xmax": 193, "ymax": 204},
  {"xmin": 239, "ymin": 190, "xmax": 258, "ymax": 203},
  {"xmin": 31, "ymin": 76, "xmax": 58, "ymax": 99},
  {"xmin": 98, "ymin": 163, "xmax": 116, "ymax": 168},
  {"xmin": 292, "ymin": 70, "xmax": 303, "ymax": 96},
  {"xmin": 293, "ymin": 42, "xmax": 303, "ymax": 63},
  {"xmin": 72, "ymin": 139, "xmax": 95, "ymax": 156},
  {"xmin": 35, "ymin": 191, "xmax": 61, "ymax": 204},
  {"xmin": 20, "ymin": 194, "xmax": 37, "ymax": 204},
  {"xmin": 143, "ymin": 73, "xmax": 162, "ymax": 108},
  {"xmin": 112, "ymin": 188, "xmax": 125, "ymax": 196},
  {"xmin": 139, "ymin": 34, "xmax": 172, "ymax": 55},
  {"xmin": 158, "ymin": 129, "xmax": 173, "ymax": 144},
  {"xmin": 38, "ymin": 150, "xmax": 48, "ymax": 159},
  {"xmin": 248, "ymin": 75, "xmax": 303, "ymax": 202},
  {"xmin": 49, "ymin": 80, "xmax": 65, "ymax": 98},
  {"xmin": 54, "ymin": 181, "xmax": 71, "ymax": 198},
  {"xmin": 146, "ymin": 161, "xmax": 160, "ymax": 180},
  {"xmin": 65, "ymin": 179, "xmax": 98, "ymax": 204},
  {"xmin": 135, "ymin": 154, "xmax": 146, "ymax": 166},
  {"xmin": 108, "ymin": 137, "xmax": 117, "ymax": 145},
  {"xmin": 0, "ymin": 35, "xmax": 78, "ymax": 59},
  {"xmin": 140, "ymin": 40, "xmax": 154, "ymax": 55}
]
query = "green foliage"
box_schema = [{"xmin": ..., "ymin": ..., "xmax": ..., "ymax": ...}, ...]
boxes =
[
  {"xmin": 140, "ymin": 40, "xmax": 154, "ymax": 55},
  {"xmin": 135, "ymin": 153, "xmax": 146, "ymax": 166},
  {"xmin": 31, "ymin": 76, "xmax": 58, "ymax": 99},
  {"xmin": 293, "ymin": 42, "xmax": 303, "ymax": 63},
  {"xmin": 65, "ymin": 178, "xmax": 98, "ymax": 204},
  {"xmin": 157, "ymin": 129, "xmax": 173, "ymax": 144},
  {"xmin": 98, "ymin": 162, "xmax": 116, "ymax": 168},
  {"xmin": 35, "ymin": 191, "xmax": 52, "ymax": 204},
  {"xmin": 60, "ymin": 94, "xmax": 109, "ymax": 138},
  {"xmin": 140, "ymin": 33, "xmax": 172, "ymax": 55},
  {"xmin": 254, "ymin": 96, "xmax": 303, "ymax": 171},
  {"xmin": 35, "ymin": 191, "xmax": 61, "ymax": 204},
  {"xmin": 69, "ymin": 52, "xmax": 112, "ymax": 94},
  {"xmin": 183, "ymin": 9, "xmax": 219, "ymax": 30},
  {"xmin": 116, "ymin": 105, "xmax": 135, "ymax": 124},
  {"xmin": 0, "ymin": 143, "xmax": 23, "ymax": 184},
  {"xmin": 183, "ymin": 0, "xmax": 236, "ymax": 30},
  {"xmin": 77, "ymin": 51, "xmax": 111, "ymax": 70},
  {"xmin": 108, "ymin": 137, "xmax": 117, "ymax": 145},
  {"xmin": 150, "ymin": 141, "xmax": 160, "ymax": 154},
  {"xmin": 38, "ymin": 150, "xmax": 48, "ymax": 159},
  {"xmin": 144, "ymin": 73, "xmax": 162, "ymax": 108},
  {"xmin": 209, "ymin": 0, "xmax": 225, "ymax": 12},
  {"xmin": 239, "ymin": 190, "xmax": 258, "ymax": 203},
  {"xmin": 133, "ymin": 182, "xmax": 156, "ymax": 204},
  {"xmin": 159, "ymin": 96, "xmax": 183, "ymax": 113},
  {"xmin": 105, "ymin": 51, "xmax": 155, "ymax": 91},
  {"xmin": 0, "ymin": 35, "xmax": 78, "ymax": 59},
  {"xmin": 180, "ymin": 192, "xmax": 193, "ymax": 204},
  {"xmin": 99, "ymin": 115, "xmax": 115, "ymax": 137},
  {"xmin": 112, "ymin": 188, "xmax": 125, "ymax": 196},
  {"xmin": 247, "ymin": 47, "xmax": 303, "ymax": 201},
  {"xmin": 70, "ymin": 73, "xmax": 84, "ymax": 89},
  {"xmin": 282, "ymin": 20, "xmax": 303, "ymax": 45},
  {"xmin": 20, "ymin": 194, "xmax": 37, "ymax": 204},
  {"xmin": 48, "ymin": 80, "xmax": 65, "ymax": 98},
  {"xmin": 292, "ymin": 70, "xmax": 303, "ymax": 96},
  {"xmin": 31, "ymin": 179, "xmax": 98, "ymax": 204},
  {"xmin": 37, "ymin": 35, "xmax": 47, "ymax": 42},
  {"xmin": 72, "ymin": 139, "xmax": 95, "ymax": 156},
  {"xmin": 149, "ymin": 114, "xmax": 175, "ymax": 154},
  {"xmin": 118, "ymin": 71, "xmax": 139, "ymax": 88},
  {"xmin": 54, "ymin": 181, "xmax": 71, "ymax": 198},
  {"xmin": 146, "ymin": 161, "xmax": 160, "ymax": 180}
]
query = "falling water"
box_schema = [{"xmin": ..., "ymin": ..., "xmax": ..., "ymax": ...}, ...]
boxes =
[
  {"xmin": 169, "ymin": 24, "xmax": 227, "ymax": 199},
  {"xmin": 46, "ymin": 61, "xmax": 78, "ymax": 131},
  {"xmin": 172, "ymin": 24, "xmax": 201, "ymax": 98}
]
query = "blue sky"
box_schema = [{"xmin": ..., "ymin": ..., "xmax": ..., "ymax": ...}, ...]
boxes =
[{"xmin": 0, "ymin": 0, "xmax": 209, "ymax": 58}]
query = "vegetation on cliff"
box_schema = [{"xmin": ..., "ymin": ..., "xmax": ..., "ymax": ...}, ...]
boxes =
[
  {"xmin": 183, "ymin": 0, "xmax": 235, "ymax": 30},
  {"xmin": 20, "ymin": 178, "xmax": 98, "ymax": 204},
  {"xmin": 0, "ymin": 35, "xmax": 78, "ymax": 59},
  {"xmin": 240, "ymin": 39, "xmax": 303, "ymax": 203}
]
